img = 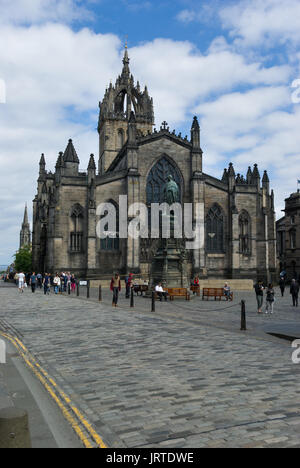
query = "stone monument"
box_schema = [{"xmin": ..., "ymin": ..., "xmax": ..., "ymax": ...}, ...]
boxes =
[{"xmin": 149, "ymin": 175, "xmax": 190, "ymax": 288}]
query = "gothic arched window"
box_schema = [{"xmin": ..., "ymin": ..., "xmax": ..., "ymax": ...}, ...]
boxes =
[
  {"xmin": 100, "ymin": 200, "xmax": 120, "ymax": 251},
  {"xmin": 239, "ymin": 211, "xmax": 251, "ymax": 255},
  {"xmin": 206, "ymin": 204, "xmax": 224, "ymax": 253},
  {"xmin": 70, "ymin": 204, "xmax": 84, "ymax": 253},
  {"xmin": 146, "ymin": 156, "xmax": 182, "ymax": 205}
]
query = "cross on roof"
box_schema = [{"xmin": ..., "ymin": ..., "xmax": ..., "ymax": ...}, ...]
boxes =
[{"xmin": 161, "ymin": 121, "xmax": 169, "ymax": 131}]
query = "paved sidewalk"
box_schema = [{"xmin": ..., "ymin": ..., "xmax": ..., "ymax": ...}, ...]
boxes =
[
  {"xmin": 1, "ymin": 282, "xmax": 300, "ymax": 448},
  {"xmin": 0, "ymin": 364, "xmax": 13, "ymax": 411}
]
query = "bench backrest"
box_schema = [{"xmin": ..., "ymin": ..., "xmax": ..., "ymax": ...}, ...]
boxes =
[
  {"xmin": 203, "ymin": 288, "xmax": 224, "ymax": 295},
  {"xmin": 167, "ymin": 288, "xmax": 188, "ymax": 295}
]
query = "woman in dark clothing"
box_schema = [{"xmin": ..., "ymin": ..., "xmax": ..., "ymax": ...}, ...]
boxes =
[
  {"xmin": 279, "ymin": 277, "xmax": 285, "ymax": 297},
  {"xmin": 71, "ymin": 275, "xmax": 77, "ymax": 293},
  {"xmin": 43, "ymin": 273, "xmax": 50, "ymax": 295},
  {"xmin": 254, "ymin": 280, "xmax": 264, "ymax": 314},
  {"xmin": 110, "ymin": 274, "xmax": 121, "ymax": 307},
  {"xmin": 265, "ymin": 284, "xmax": 275, "ymax": 314},
  {"xmin": 290, "ymin": 279, "xmax": 300, "ymax": 307}
]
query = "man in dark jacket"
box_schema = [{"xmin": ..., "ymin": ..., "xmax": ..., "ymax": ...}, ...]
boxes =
[{"xmin": 290, "ymin": 279, "xmax": 300, "ymax": 307}]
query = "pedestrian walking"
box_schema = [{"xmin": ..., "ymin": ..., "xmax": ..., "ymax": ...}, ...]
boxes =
[
  {"xmin": 18, "ymin": 272, "xmax": 25, "ymax": 293},
  {"xmin": 53, "ymin": 273, "xmax": 61, "ymax": 295},
  {"xmin": 30, "ymin": 272, "xmax": 37, "ymax": 293},
  {"xmin": 71, "ymin": 274, "xmax": 76, "ymax": 293},
  {"xmin": 67, "ymin": 272, "xmax": 71, "ymax": 291},
  {"xmin": 110, "ymin": 273, "xmax": 121, "ymax": 307},
  {"xmin": 14, "ymin": 272, "xmax": 18, "ymax": 285},
  {"xmin": 265, "ymin": 284, "xmax": 275, "ymax": 314},
  {"xmin": 60, "ymin": 272, "xmax": 65, "ymax": 293},
  {"xmin": 254, "ymin": 280, "xmax": 264, "ymax": 314},
  {"xmin": 37, "ymin": 273, "xmax": 43, "ymax": 289},
  {"xmin": 43, "ymin": 273, "xmax": 50, "ymax": 295},
  {"xmin": 279, "ymin": 277, "xmax": 285, "ymax": 297},
  {"xmin": 290, "ymin": 279, "xmax": 300, "ymax": 307},
  {"xmin": 26, "ymin": 272, "xmax": 31, "ymax": 286},
  {"xmin": 125, "ymin": 273, "xmax": 133, "ymax": 299}
]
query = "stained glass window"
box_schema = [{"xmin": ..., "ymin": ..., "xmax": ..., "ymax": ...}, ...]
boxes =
[
  {"xmin": 146, "ymin": 156, "xmax": 182, "ymax": 205},
  {"xmin": 206, "ymin": 204, "xmax": 224, "ymax": 253},
  {"xmin": 100, "ymin": 201, "xmax": 120, "ymax": 251},
  {"xmin": 70, "ymin": 204, "xmax": 84, "ymax": 253},
  {"xmin": 239, "ymin": 211, "xmax": 251, "ymax": 255}
]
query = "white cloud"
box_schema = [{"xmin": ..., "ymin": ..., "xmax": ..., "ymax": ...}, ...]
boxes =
[
  {"xmin": 0, "ymin": 0, "xmax": 93, "ymax": 25},
  {"xmin": 197, "ymin": 87, "xmax": 300, "ymax": 218},
  {"xmin": 130, "ymin": 39, "xmax": 291, "ymax": 126},
  {"xmin": 176, "ymin": 9, "xmax": 197, "ymax": 24},
  {"xmin": 220, "ymin": 0, "xmax": 300, "ymax": 48}
]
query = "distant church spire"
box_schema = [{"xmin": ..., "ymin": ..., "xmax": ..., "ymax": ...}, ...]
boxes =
[
  {"xmin": 20, "ymin": 203, "xmax": 31, "ymax": 249},
  {"xmin": 23, "ymin": 203, "xmax": 29, "ymax": 225}
]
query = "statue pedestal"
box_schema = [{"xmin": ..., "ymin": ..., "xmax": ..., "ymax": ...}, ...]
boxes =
[{"xmin": 149, "ymin": 214, "xmax": 189, "ymax": 289}]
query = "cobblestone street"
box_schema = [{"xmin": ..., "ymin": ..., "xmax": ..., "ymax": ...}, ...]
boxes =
[{"xmin": 1, "ymin": 282, "xmax": 300, "ymax": 448}]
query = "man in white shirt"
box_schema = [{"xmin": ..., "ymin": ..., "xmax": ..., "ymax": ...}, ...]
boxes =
[
  {"xmin": 155, "ymin": 283, "xmax": 168, "ymax": 302},
  {"xmin": 18, "ymin": 272, "xmax": 25, "ymax": 293}
]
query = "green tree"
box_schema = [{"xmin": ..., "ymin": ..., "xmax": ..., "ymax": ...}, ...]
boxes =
[{"xmin": 14, "ymin": 246, "xmax": 32, "ymax": 273}]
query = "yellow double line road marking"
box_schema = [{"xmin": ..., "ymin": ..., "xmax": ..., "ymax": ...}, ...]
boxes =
[{"xmin": 0, "ymin": 332, "xmax": 107, "ymax": 449}]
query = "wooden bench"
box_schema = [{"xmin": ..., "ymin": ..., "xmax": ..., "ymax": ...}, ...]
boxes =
[
  {"xmin": 166, "ymin": 288, "xmax": 190, "ymax": 301},
  {"xmin": 202, "ymin": 288, "xmax": 233, "ymax": 301},
  {"xmin": 133, "ymin": 284, "xmax": 149, "ymax": 296},
  {"xmin": 190, "ymin": 285, "xmax": 200, "ymax": 296}
]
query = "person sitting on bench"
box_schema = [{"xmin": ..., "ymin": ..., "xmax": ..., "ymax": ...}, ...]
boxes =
[
  {"xmin": 155, "ymin": 283, "xmax": 168, "ymax": 302},
  {"xmin": 192, "ymin": 276, "xmax": 200, "ymax": 295}
]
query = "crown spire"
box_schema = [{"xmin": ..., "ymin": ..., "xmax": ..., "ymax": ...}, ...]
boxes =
[
  {"xmin": 23, "ymin": 203, "xmax": 29, "ymax": 226},
  {"xmin": 122, "ymin": 45, "xmax": 130, "ymax": 78}
]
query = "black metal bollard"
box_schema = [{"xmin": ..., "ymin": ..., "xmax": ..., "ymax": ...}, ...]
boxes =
[
  {"xmin": 241, "ymin": 300, "xmax": 246, "ymax": 331},
  {"xmin": 87, "ymin": 280, "xmax": 90, "ymax": 299},
  {"xmin": 99, "ymin": 285, "xmax": 102, "ymax": 302},
  {"xmin": 77, "ymin": 283, "xmax": 80, "ymax": 297},
  {"xmin": 130, "ymin": 287, "xmax": 134, "ymax": 308},
  {"xmin": 152, "ymin": 291, "xmax": 155, "ymax": 312},
  {"xmin": 68, "ymin": 283, "xmax": 71, "ymax": 295}
]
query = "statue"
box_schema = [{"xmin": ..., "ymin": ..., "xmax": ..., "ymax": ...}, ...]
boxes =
[{"xmin": 164, "ymin": 175, "xmax": 180, "ymax": 205}]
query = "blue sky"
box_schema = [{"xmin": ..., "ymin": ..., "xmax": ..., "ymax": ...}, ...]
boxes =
[
  {"xmin": 84, "ymin": 0, "xmax": 221, "ymax": 48},
  {"xmin": 0, "ymin": 0, "xmax": 300, "ymax": 265}
]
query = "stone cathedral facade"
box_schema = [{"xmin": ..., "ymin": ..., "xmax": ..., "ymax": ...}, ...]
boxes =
[{"xmin": 32, "ymin": 49, "xmax": 277, "ymax": 283}]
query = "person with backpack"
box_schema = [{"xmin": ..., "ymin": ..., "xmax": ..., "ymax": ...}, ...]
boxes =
[
  {"xmin": 265, "ymin": 284, "xmax": 275, "ymax": 314},
  {"xmin": 37, "ymin": 273, "xmax": 43, "ymax": 289}
]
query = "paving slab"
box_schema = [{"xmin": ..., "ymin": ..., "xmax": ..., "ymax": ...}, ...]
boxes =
[{"xmin": 1, "ymin": 282, "xmax": 300, "ymax": 447}]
